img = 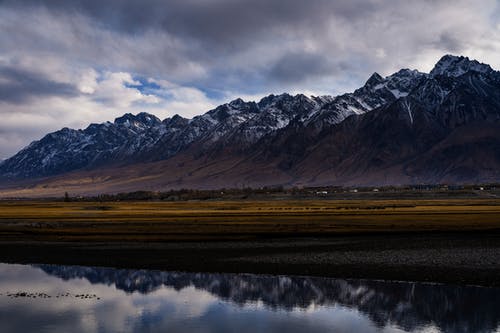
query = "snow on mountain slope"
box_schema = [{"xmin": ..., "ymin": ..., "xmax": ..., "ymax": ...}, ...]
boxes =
[
  {"xmin": 305, "ymin": 68, "xmax": 426, "ymax": 127},
  {"xmin": 0, "ymin": 113, "xmax": 165, "ymax": 178},
  {"xmin": 1, "ymin": 54, "xmax": 498, "ymax": 183},
  {"xmin": 430, "ymin": 55, "xmax": 493, "ymax": 78}
]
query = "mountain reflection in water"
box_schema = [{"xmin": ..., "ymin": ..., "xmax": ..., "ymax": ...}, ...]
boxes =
[{"xmin": 0, "ymin": 263, "xmax": 499, "ymax": 333}]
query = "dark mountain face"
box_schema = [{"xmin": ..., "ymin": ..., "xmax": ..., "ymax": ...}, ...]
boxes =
[
  {"xmin": 0, "ymin": 112, "xmax": 166, "ymax": 178},
  {"xmin": 0, "ymin": 54, "xmax": 499, "ymax": 189},
  {"xmin": 264, "ymin": 57, "xmax": 500, "ymax": 186}
]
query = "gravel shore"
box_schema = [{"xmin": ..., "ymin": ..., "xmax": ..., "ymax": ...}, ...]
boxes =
[{"xmin": 1, "ymin": 233, "xmax": 499, "ymax": 287}]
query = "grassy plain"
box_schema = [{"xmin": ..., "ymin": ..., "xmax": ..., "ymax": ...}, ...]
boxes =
[
  {"xmin": 0, "ymin": 199, "xmax": 499, "ymax": 242},
  {"xmin": 1, "ymin": 199, "xmax": 500, "ymax": 286}
]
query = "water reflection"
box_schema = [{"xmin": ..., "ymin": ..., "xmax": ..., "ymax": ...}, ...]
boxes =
[{"xmin": 0, "ymin": 263, "xmax": 499, "ymax": 333}]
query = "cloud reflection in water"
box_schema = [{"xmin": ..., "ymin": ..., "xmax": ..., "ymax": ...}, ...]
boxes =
[{"xmin": 0, "ymin": 263, "xmax": 499, "ymax": 333}]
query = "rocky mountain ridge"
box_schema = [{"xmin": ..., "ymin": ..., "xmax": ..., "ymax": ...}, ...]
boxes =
[{"xmin": 1, "ymin": 55, "xmax": 499, "ymax": 192}]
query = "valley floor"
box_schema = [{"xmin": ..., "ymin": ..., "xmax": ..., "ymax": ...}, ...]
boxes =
[{"xmin": 0, "ymin": 199, "xmax": 499, "ymax": 286}]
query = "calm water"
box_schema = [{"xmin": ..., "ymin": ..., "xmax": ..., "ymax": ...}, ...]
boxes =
[{"xmin": 0, "ymin": 263, "xmax": 499, "ymax": 333}]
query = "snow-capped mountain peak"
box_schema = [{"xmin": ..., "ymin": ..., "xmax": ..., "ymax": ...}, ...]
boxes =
[
  {"xmin": 384, "ymin": 68, "xmax": 426, "ymax": 98},
  {"xmin": 228, "ymin": 98, "xmax": 249, "ymax": 108},
  {"xmin": 364, "ymin": 72, "xmax": 385, "ymax": 88},
  {"xmin": 114, "ymin": 112, "xmax": 161, "ymax": 130},
  {"xmin": 302, "ymin": 68, "xmax": 426, "ymax": 127},
  {"xmin": 1, "ymin": 54, "xmax": 499, "ymax": 182},
  {"xmin": 430, "ymin": 54, "xmax": 493, "ymax": 77}
]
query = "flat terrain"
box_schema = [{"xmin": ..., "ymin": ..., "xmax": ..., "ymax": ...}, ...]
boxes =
[
  {"xmin": 1, "ymin": 199, "xmax": 500, "ymax": 241},
  {"xmin": 0, "ymin": 199, "xmax": 499, "ymax": 286}
]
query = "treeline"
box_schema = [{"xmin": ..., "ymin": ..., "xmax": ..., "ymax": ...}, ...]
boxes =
[
  {"xmin": 61, "ymin": 183, "xmax": 500, "ymax": 202},
  {"xmin": 64, "ymin": 186, "xmax": 288, "ymax": 202}
]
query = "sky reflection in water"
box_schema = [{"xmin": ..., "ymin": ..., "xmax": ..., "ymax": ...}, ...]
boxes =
[{"xmin": 0, "ymin": 263, "xmax": 499, "ymax": 333}]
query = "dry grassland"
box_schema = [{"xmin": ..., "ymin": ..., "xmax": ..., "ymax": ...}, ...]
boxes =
[{"xmin": 0, "ymin": 199, "xmax": 499, "ymax": 241}]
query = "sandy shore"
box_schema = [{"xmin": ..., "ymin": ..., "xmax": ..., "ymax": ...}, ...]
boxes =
[{"xmin": 1, "ymin": 233, "xmax": 499, "ymax": 287}]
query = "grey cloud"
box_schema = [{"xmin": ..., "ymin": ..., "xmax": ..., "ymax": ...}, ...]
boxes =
[
  {"xmin": 430, "ymin": 31, "xmax": 467, "ymax": 53},
  {"xmin": 4, "ymin": 1, "xmax": 355, "ymax": 34},
  {"xmin": 1, "ymin": 0, "xmax": 377, "ymax": 56},
  {"xmin": 0, "ymin": 132, "xmax": 34, "ymax": 160},
  {"xmin": 2, "ymin": 0, "xmax": 496, "ymax": 91},
  {"xmin": 0, "ymin": 66, "xmax": 78, "ymax": 103},
  {"xmin": 0, "ymin": 0, "xmax": 499, "ymax": 158},
  {"xmin": 269, "ymin": 52, "xmax": 346, "ymax": 83}
]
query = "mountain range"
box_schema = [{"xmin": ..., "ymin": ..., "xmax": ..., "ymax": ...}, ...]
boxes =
[{"xmin": 1, "ymin": 55, "xmax": 499, "ymax": 196}]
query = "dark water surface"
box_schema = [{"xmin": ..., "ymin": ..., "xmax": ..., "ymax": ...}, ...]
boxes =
[{"xmin": 0, "ymin": 263, "xmax": 499, "ymax": 333}]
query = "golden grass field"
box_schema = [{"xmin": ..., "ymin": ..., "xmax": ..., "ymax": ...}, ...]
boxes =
[{"xmin": 0, "ymin": 199, "xmax": 499, "ymax": 242}]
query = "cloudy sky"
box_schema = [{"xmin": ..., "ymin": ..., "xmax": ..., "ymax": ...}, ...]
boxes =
[{"xmin": 0, "ymin": 0, "xmax": 499, "ymax": 159}]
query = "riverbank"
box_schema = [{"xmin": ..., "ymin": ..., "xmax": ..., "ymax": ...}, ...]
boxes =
[
  {"xmin": 1, "ymin": 234, "xmax": 499, "ymax": 287},
  {"xmin": 0, "ymin": 199, "xmax": 499, "ymax": 286}
]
